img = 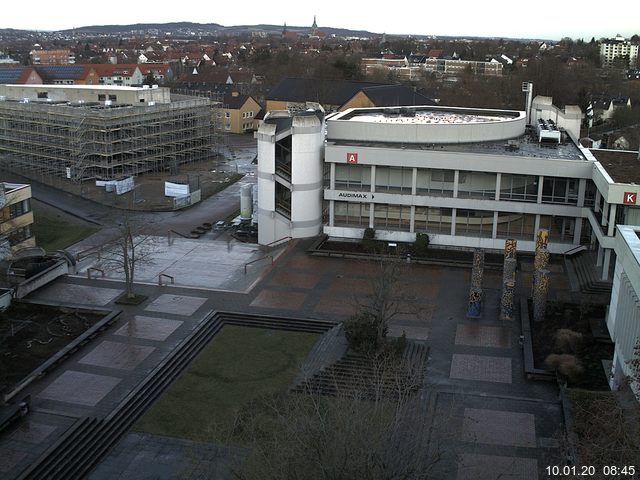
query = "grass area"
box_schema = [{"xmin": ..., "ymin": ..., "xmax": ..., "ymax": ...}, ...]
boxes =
[
  {"xmin": 32, "ymin": 203, "xmax": 99, "ymax": 251},
  {"xmin": 135, "ymin": 326, "xmax": 318, "ymax": 442}
]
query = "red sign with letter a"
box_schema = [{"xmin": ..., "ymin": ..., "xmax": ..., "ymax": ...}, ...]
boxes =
[
  {"xmin": 346, "ymin": 152, "xmax": 358, "ymax": 164},
  {"xmin": 623, "ymin": 192, "xmax": 637, "ymax": 205}
]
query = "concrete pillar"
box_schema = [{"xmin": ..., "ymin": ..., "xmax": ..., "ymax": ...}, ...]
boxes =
[
  {"xmin": 602, "ymin": 249, "xmax": 611, "ymax": 281},
  {"xmin": 495, "ymin": 173, "xmax": 501, "ymax": 201},
  {"xmin": 370, "ymin": 165, "xmax": 376, "ymax": 193},
  {"xmin": 492, "ymin": 211, "xmax": 498, "ymax": 239},
  {"xmin": 500, "ymin": 280, "xmax": 515, "ymax": 321},
  {"xmin": 471, "ymin": 249, "xmax": 485, "ymax": 290},
  {"xmin": 534, "ymin": 215, "xmax": 540, "ymax": 242},
  {"xmin": 533, "ymin": 269, "xmax": 550, "ymax": 322},
  {"xmin": 503, "ymin": 257, "xmax": 517, "ymax": 284},
  {"xmin": 329, "ymin": 200, "xmax": 335, "ymax": 226},
  {"xmin": 608, "ymin": 204, "xmax": 617, "ymax": 237},
  {"xmin": 330, "ymin": 162, "xmax": 336, "ymax": 190},
  {"xmin": 410, "ymin": 205, "xmax": 416, "ymax": 233},
  {"xmin": 535, "ymin": 228, "xmax": 549, "ymax": 251},
  {"xmin": 596, "ymin": 245, "xmax": 603, "ymax": 266},
  {"xmin": 411, "ymin": 167, "xmax": 417, "ymax": 196},
  {"xmin": 450, "ymin": 209, "xmax": 457, "ymax": 236},
  {"xmin": 595, "ymin": 190, "xmax": 601, "ymax": 213},
  {"xmin": 602, "ymin": 200, "xmax": 608, "ymax": 227},
  {"xmin": 537, "ymin": 175, "xmax": 544, "ymax": 203},
  {"xmin": 577, "ymin": 178, "xmax": 586, "ymax": 207},
  {"xmin": 467, "ymin": 288, "xmax": 482, "ymax": 318},
  {"xmin": 369, "ymin": 202, "xmax": 375, "ymax": 228},
  {"xmin": 453, "ymin": 170, "xmax": 459, "ymax": 198},
  {"xmin": 573, "ymin": 217, "xmax": 583, "ymax": 245}
]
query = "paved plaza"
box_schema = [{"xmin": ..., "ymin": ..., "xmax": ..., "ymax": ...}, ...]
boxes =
[{"xmin": 0, "ymin": 237, "xmax": 573, "ymax": 479}]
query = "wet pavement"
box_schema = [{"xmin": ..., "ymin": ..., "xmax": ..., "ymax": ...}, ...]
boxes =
[{"xmin": 0, "ymin": 237, "xmax": 573, "ymax": 479}]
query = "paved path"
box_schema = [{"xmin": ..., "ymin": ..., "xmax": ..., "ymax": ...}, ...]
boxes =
[{"xmin": 0, "ymin": 239, "xmax": 571, "ymax": 479}]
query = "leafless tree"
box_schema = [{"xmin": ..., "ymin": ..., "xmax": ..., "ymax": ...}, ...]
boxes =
[{"xmin": 97, "ymin": 215, "xmax": 160, "ymax": 299}]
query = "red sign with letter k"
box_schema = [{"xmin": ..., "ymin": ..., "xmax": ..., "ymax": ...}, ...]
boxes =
[{"xmin": 623, "ymin": 192, "xmax": 637, "ymax": 205}]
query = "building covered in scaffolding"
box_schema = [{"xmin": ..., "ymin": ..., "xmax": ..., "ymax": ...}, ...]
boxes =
[{"xmin": 0, "ymin": 84, "xmax": 214, "ymax": 182}]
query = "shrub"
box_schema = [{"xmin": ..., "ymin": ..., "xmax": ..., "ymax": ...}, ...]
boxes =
[
  {"xmin": 545, "ymin": 353, "xmax": 584, "ymax": 382},
  {"xmin": 553, "ymin": 329, "xmax": 584, "ymax": 353},
  {"xmin": 344, "ymin": 311, "xmax": 382, "ymax": 354},
  {"xmin": 413, "ymin": 233, "xmax": 430, "ymax": 257},
  {"xmin": 361, "ymin": 228, "xmax": 377, "ymax": 253}
]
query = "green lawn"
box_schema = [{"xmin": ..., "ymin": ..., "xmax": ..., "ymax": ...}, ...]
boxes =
[
  {"xmin": 135, "ymin": 326, "xmax": 318, "ymax": 442},
  {"xmin": 32, "ymin": 204, "xmax": 99, "ymax": 252}
]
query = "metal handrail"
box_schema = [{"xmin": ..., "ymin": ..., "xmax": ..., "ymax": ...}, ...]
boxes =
[
  {"xmin": 244, "ymin": 255, "xmax": 273, "ymax": 274},
  {"xmin": 87, "ymin": 267, "xmax": 104, "ymax": 279},
  {"xmin": 563, "ymin": 245, "xmax": 587, "ymax": 257},
  {"xmin": 264, "ymin": 236, "xmax": 292, "ymax": 248}
]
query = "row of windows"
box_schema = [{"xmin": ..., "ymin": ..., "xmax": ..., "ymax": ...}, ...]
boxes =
[
  {"xmin": 333, "ymin": 165, "xmax": 580, "ymax": 205},
  {"xmin": 0, "ymin": 199, "xmax": 31, "ymax": 221},
  {"xmin": 7, "ymin": 224, "xmax": 33, "ymax": 246},
  {"xmin": 333, "ymin": 201, "xmax": 575, "ymax": 242},
  {"xmin": 242, "ymin": 111, "xmax": 255, "ymax": 118}
]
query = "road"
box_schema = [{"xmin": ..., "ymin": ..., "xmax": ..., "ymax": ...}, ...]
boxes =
[{"xmin": 3, "ymin": 133, "xmax": 258, "ymax": 251}]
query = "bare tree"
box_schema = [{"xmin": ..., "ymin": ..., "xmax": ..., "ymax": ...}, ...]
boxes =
[
  {"xmin": 225, "ymin": 352, "xmax": 440, "ymax": 480},
  {"xmin": 97, "ymin": 215, "xmax": 160, "ymax": 299}
]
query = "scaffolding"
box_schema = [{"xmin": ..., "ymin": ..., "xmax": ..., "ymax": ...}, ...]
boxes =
[{"xmin": 0, "ymin": 93, "xmax": 217, "ymax": 182}]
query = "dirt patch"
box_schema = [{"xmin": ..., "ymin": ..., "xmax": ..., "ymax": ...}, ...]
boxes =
[{"xmin": 0, "ymin": 302, "xmax": 106, "ymax": 393}]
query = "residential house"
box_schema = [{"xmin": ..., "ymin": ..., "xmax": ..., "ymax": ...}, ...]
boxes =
[
  {"xmin": 222, "ymin": 92, "xmax": 262, "ymax": 133},
  {"xmin": 35, "ymin": 65, "xmax": 99, "ymax": 85},
  {"xmin": 0, "ymin": 66, "xmax": 43, "ymax": 85},
  {"xmin": 30, "ymin": 49, "xmax": 75, "ymax": 65}
]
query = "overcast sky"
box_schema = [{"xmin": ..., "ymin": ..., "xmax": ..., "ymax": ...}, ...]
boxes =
[{"xmin": 3, "ymin": 0, "xmax": 639, "ymax": 40}]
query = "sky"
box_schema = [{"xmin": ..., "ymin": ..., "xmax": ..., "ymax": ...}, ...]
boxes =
[{"xmin": 3, "ymin": 0, "xmax": 639, "ymax": 41}]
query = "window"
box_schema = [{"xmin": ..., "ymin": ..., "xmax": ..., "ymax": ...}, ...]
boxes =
[
  {"xmin": 457, "ymin": 171, "xmax": 496, "ymax": 199},
  {"xmin": 7, "ymin": 225, "xmax": 33, "ymax": 246},
  {"xmin": 225, "ymin": 112, "xmax": 231, "ymax": 118},
  {"xmin": 108, "ymin": 94, "xmax": 117, "ymax": 101},
  {"xmin": 539, "ymin": 215, "xmax": 575, "ymax": 243},
  {"xmin": 416, "ymin": 168, "xmax": 454, "ymax": 197},
  {"xmin": 414, "ymin": 206, "xmax": 452, "ymax": 233},
  {"xmin": 37, "ymin": 92, "xmax": 48, "ymax": 99},
  {"xmin": 373, "ymin": 203, "xmax": 410, "ymax": 231},
  {"xmin": 500, "ymin": 174, "xmax": 538, "ymax": 202},
  {"xmin": 496, "ymin": 212, "xmax": 536, "ymax": 240},
  {"xmin": 542, "ymin": 177, "xmax": 578, "ymax": 205},
  {"xmin": 375, "ymin": 166, "xmax": 412, "ymax": 193},
  {"xmin": 455, "ymin": 209, "xmax": 493, "ymax": 237},
  {"xmin": 335, "ymin": 164, "xmax": 371, "ymax": 191},
  {"xmin": 334, "ymin": 201, "xmax": 370, "ymax": 227},
  {"xmin": 98, "ymin": 94, "xmax": 106, "ymax": 101}
]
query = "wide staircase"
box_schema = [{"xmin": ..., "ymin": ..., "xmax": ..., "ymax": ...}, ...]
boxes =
[
  {"xmin": 566, "ymin": 250, "xmax": 613, "ymax": 295},
  {"xmin": 290, "ymin": 340, "xmax": 429, "ymax": 400}
]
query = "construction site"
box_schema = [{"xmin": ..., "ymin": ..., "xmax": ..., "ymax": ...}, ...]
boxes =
[{"xmin": 0, "ymin": 85, "xmax": 231, "ymax": 210}]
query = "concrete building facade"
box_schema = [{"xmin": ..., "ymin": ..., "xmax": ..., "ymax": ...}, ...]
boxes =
[
  {"xmin": 0, "ymin": 182, "xmax": 35, "ymax": 252},
  {"xmin": 256, "ymin": 106, "xmax": 325, "ymax": 245},
  {"xmin": 600, "ymin": 36, "xmax": 639, "ymax": 68}
]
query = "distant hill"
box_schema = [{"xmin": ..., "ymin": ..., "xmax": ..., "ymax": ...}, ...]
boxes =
[{"xmin": 56, "ymin": 21, "xmax": 378, "ymax": 38}]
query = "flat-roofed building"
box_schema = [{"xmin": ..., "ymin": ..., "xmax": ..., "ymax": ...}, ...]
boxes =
[
  {"xmin": 0, "ymin": 182, "xmax": 35, "ymax": 252},
  {"xmin": 0, "ymin": 85, "xmax": 212, "ymax": 182},
  {"xmin": 258, "ymin": 102, "xmax": 640, "ymax": 282}
]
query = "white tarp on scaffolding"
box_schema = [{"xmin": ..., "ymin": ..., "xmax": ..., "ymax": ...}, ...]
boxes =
[
  {"xmin": 115, "ymin": 177, "xmax": 135, "ymax": 195},
  {"xmin": 165, "ymin": 181, "xmax": 190, "ymax": 197}
]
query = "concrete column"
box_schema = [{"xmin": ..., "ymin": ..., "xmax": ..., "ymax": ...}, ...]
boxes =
[
  {"xmin": 369, "ymin": 202, "xmax": 375, "ymax": 228},
  {"xmin": 453, "ymin": 170, "xmax": 460, "ymax": 198},
  {"xmin": 412, "ymin": 167, "xmax": 417, "ymax": 196},
  {"xmin": 602, "ymin": 200, "xmax": 609, "ymax": 227},
  {"xmin": 534, "ymin": 215, "xmax": 540, "ymax": 242},
  {"xmin": 537, "ymin": 175, "xmax": 544, "ymax": 203},
  {"xmin": 370, "ymin": 165, "xmax": 376, "ymax": 193},
  {"xmin": 596, "ymin": 244, "xmax": 603, "ymax": 266},
  {"xmin": 330, "ymin": 162, "xmax": 336, "ymax": 190},
  {"xmin": 577, "ymin": 179, "xmax": 586, "ymax": 207},
  {"xmin": 595, "ymin": 190, "xmax": 601, "ymax": 213},
  {"xmin": 410, "ymin": 205, "xmax": 416, "ymax": 233},
  {"xmin": 450, "ymin": 208, "xmax": 457, "ymax": 236},
  {"xmin": 492, "ymin": 211, "xmax": 498, "ymax": 239},
  {"xmin": 602, "ymin": 249, "xmax": 611, "ymax": 281},
  {"xmin": 573, "ymin": 217, "xmax": 583, "ymax": 245},
  {"xmin": 608, "ymin": 204, "xmax": 617, "ymax": 237},
  {"xmin": 329, "ymin": 200, "xmax": 335, "ymax": 226},
  {"xmin": 495, "ymin": 173, "xmax": 501, "ymax": 201},
  {"xmin": 533, "ymin": 269, "xmax": 550, "ymax": 322}
]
